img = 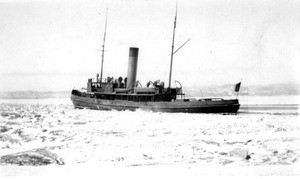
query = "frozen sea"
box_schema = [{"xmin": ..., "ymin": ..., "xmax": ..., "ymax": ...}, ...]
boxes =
[{"xmin": 0, "ymin": 95, "xmax": 299, "ymax": 178}]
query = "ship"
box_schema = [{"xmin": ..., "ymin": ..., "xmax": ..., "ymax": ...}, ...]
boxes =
[{"xmin": 71, "ymin": 6, "xmax": 240, "ymax": 113}]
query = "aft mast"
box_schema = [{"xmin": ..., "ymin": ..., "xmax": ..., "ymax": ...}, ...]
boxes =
[
  {"xmin": 100, "ymin": 8, "xmax": 108, "ymax": 86},
  {"xmin": 168, "ymin": 1, "xmax": 178, "ymax": 89}
]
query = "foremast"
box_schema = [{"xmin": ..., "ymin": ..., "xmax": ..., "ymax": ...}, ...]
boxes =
[{"xmin": 100, "ymin": 8, "xmax": 108, "ymax": 86}]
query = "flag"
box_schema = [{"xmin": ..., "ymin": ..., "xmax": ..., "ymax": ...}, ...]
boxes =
[{"xmin": 234, "ymin": 82, "xmax": 241, "ymax": 92}]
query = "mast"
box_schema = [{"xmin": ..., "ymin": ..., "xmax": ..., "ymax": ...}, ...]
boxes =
[
  {"xmin": 168, "ymin": 1, "xmax": 178, "ymax": 89},
  {"xmin": 100, "ymin": 8, "xmax": 108, "ymax": 86}
]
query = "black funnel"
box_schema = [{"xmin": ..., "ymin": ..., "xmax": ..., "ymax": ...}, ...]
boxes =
[{"xmin": 126, "ymin": 47, "xmax": 139, "ymax": 89}]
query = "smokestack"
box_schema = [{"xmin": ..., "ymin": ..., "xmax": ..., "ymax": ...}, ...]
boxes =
[{"xmin": 126, "ymin": 47, "xmax": 139, "ymax": 89}]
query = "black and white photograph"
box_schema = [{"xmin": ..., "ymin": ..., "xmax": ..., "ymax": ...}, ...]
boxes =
[{"xmin": 0, "ymin": 0, "xmax": 299, "ymax": 178}]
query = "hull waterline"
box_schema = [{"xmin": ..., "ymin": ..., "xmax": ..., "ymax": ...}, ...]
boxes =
[{"xmin": 71, "ymin": 94, "xmax": 240, "ymax": 113}]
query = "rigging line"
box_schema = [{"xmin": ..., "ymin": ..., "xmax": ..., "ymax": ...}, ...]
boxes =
[{"xmin": 173, "ymin": 38, "xmax": 191, "ymax": 55}]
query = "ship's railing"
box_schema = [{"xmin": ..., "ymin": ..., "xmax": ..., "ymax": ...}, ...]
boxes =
[
  {"xmin": 115, "ymin": 88, "xmax": 128, "ymax": 93},
  {"xmin": 133, "ymin": 87, "xmax": 157, "ymax": 94},
  {"xmin": 198, "ymin": 98, "xmax": 224, "ymax": 101}
]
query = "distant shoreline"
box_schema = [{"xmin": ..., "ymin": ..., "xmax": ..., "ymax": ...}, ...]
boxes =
[
  {"xmin": 0, "ymin": 91, "xmax": 70, "ymax": 99},
  {"xmin": 0, "ymin": 92, "xmax": 299, "ymax": 100},
  {"xmin": 1, "ymin": 83, "xmax": 299, "ymax": 99}
]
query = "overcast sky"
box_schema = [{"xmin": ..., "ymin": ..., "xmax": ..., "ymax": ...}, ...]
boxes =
[{"xmin": 0, "ymin": 0, "xmax": 299, "ymax": 91}]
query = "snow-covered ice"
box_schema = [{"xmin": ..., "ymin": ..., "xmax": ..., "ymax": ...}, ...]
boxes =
[{"xmin": 0, "ymin": 97, "xmax": 299, "ymax": 177}]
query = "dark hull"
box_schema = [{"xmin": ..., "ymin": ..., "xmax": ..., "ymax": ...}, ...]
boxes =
[{"xmin": 71, "ymin": 94, "xmax": 240, "ymax": 113}]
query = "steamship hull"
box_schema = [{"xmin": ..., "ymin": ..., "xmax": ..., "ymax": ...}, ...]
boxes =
[{"xmin": 71, "ymin": 94, "xmax": 240, "ymax": 113}]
